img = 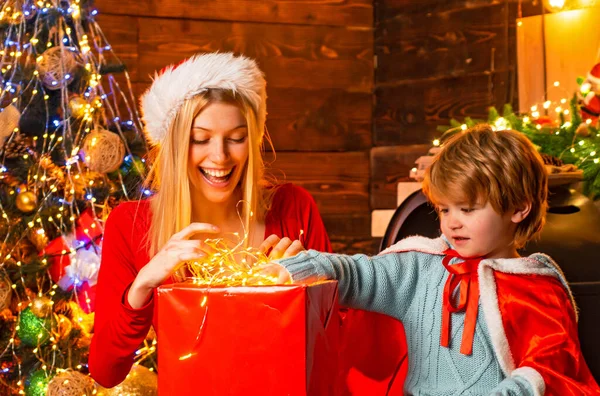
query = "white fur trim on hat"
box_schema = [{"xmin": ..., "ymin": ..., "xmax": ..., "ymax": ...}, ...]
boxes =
[{"xmin": 140, "ymin": 52, "xmax": 267, "ymax": 144}]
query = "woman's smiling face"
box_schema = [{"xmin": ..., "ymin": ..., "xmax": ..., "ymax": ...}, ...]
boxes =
[{"xmin": 188, "ymin": 101, "xmax": 249, "ymax": 205}]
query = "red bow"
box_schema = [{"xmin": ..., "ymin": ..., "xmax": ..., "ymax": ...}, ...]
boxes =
[{"xmin": 440, "ymin": 249, "xmax": 482, "ymax": 355}]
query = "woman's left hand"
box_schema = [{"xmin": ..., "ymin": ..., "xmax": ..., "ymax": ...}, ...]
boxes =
[{"xmin": 259, "ymin": 234, "xmax": 305, "ymax": 260}]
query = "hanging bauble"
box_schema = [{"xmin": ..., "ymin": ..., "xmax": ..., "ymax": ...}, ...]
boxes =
[
  {"xmin": 81, "ymin": 129, "xmax": 125, "ymax": 173},
  {"xmin": 16, "ymin": 190, "xmax": 37, "ymax": 213},
  {"xmin": 47, "ymin": 369, "xmax": 96, "ymax": 396},
  {"xmin": 0, "ymin": 104, "xmax": 20, "ymax": 147},
  {"xmin": 0, "ymin": 273, "xmax": 12, "ymax": 311},
  {"xmin": 95, "ymin": 365, "xmax": 157, "ymax": 396},
  {"xmin": 36, "ymin": 46, "xmax": 79, "ymax": 91},
  {"xmin": 25, "ymin": 369, "xmax": 52, "ymax": 396},
  {"xmin": 17, "ymin": 307, "xmax": 51, "ymax": 347},
  {"xmin": 68, "ymin": 96, "xmax": 88, "ymax": 119},
  {"xmin": 28, "ymin": 227, "xmax": 49, "ymax": 251},
  {"xmin": 53, "ymin": 314, "xmax": 72, "ymax": 340},
  {"xmin": 30, "ymin": 296, "xmax": 53, "ymax": 318}
]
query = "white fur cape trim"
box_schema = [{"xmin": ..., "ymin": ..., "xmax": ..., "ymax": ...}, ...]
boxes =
[
  {"xmin": 381, "ymin": 236, "xmax": 575, "ymax": 381},
  {"xmin": 140, "ymin": 52, "xmax": 267, "ymax": 144}
]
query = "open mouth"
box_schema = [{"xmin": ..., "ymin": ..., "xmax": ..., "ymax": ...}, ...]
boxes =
[
  {"xmin": 453, "ymin": 237, "xmax": 470, "ymax": 244},
  {"xmin": 200, "ymin": 167, "xmax": 234, "ymax": 185}
]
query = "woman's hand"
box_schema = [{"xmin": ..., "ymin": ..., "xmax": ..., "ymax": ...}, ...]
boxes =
[
  {"xmin": 128, "ymin": 223, "xmax": 220, "ymax": 308},
  {"xmin": 259, "ymin": 234, "xmax": 305, "ymax": 260}
]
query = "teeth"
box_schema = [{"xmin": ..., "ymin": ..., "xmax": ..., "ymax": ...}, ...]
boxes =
[{"xmin": 202, "ymin": 168, "xmax": 233, "ymax": 177}]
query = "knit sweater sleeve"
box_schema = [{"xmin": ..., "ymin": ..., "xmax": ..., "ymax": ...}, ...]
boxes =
[
  {"xmin": 488, "ymin": 375, "xmax": 536, "ymax": 395},
  {"xmin": 89, "ymin": 203, "xmax": 154, "ymax": 388},
  {"xmin": 278, "ymin": 250, "xmax": 422, "ymax": 321}
]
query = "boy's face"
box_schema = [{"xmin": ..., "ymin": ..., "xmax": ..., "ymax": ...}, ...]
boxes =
[{"xmin": 436, "ymin": 199, "xmax": 520, "ymax": 259}]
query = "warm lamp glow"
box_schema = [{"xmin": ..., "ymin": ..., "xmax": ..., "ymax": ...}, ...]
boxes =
[{"xmin": 543, "ymin": 0, "xmax": 566, "ymax": 12}]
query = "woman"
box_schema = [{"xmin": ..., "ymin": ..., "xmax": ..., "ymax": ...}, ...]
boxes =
[{"xmin": 88, "ymin": 53, "xmax": 331, "ymax": 387}]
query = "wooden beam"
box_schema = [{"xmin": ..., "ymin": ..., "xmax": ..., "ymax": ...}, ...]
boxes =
[
  {"xmin": 95, "ymin": 0, "xmax": 373, "ymax": 28},
  {"xmin": 135, "ymin": 18, "xmax": 373, "ymax": 92}
]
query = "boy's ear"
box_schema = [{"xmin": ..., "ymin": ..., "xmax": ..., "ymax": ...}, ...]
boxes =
[{"xmin": 511, "ymin": 202, "xmax": 532, "ymax": 224}]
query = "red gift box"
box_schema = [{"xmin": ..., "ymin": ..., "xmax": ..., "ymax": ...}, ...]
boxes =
[{"xmin": 157, "ymin": 281, "xmax": 340, "ymax": 395}]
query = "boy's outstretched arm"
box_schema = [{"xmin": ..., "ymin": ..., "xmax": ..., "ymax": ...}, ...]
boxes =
[{"xmin": 272, "ymin": 250, "xmax": 421, "ymax": 322}]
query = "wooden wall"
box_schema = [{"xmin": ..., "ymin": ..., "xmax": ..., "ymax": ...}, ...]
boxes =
[
  {"xmin": 373, "ymin": 0, "xmax": 524, "ymax": 211},
  {"xmin": 95, "ymin": 0, "xmax": 375, "ymax": 253},
  {"xmin": 97, "ymin": 0, "xmax": 530, "ymax": 254}
]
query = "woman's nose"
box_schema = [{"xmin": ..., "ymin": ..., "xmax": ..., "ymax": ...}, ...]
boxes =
[{"xmin": 209, "ymin": 139, "xmax": 229, "ymax": 163}]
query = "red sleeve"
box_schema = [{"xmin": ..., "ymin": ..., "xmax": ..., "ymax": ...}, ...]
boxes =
[
  {"xmin": 265, "ymin": 184, "xmax": 332, "ymax": 253},
  {"xmin": 497, "ymin": 272, "xmax": 600, "ymax": 395},
  {"xmin": 89, "ymin": 202, "xmax": 155, "ymax": 388}
]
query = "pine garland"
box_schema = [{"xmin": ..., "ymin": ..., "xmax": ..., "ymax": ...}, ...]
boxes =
[{"xmin": 437, "ymin": 97, "xmax": 600, "ymax": 199}]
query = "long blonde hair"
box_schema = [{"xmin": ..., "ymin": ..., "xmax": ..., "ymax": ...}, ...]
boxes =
[{"xmin": 146, "ymin": 89, "xmax": 270, "ymax": 258}]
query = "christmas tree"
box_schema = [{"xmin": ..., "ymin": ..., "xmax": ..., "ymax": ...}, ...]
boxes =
[{"xmin": 0, "ymin": 1, "xmax": 156, "ymax": 394}]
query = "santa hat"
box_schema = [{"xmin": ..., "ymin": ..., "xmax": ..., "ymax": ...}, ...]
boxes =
[
  {"xmin": 587, "ymin": 62, "xmax": 600, "ymax": 86},
  {"xmin": 140, "ymin": 52, "xmax": 267, "ymax": 144}
]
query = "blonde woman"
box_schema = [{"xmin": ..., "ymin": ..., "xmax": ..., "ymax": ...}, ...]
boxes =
[{"xmin": 89, "ymin": 53, "xmax": 330, "ymax": 387}]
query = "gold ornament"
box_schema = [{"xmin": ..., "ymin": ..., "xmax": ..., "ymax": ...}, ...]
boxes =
[
  {"xmin": 68, "ymin": 96, "xmax": 88, "ymax": 119},
  {"xmin": 47, "ymin": 369, "xmax": 96, "ymax": 396},
  {"xmin": 36, "ymin": 46, "xmax": 79, "ymax": 90},
  {"xmin": 15, "ymin": 190, "xmax": 37, "ymax": 213},
  {"xmin": 31, "ymin": 296, "xmax": 53, "ymax": 318},
  {"xmin": 53, "ymin": 314, "xmax": 72, "ymax": 340},
  {"xmin": 0, "ymin": 273, "xmax": 12, "ymax": 312},
  {"xmin": 81, "ymin": 129, "xmax": 126, "ymax": 173},
  {"xmin": 28, "ymin": 228, "xmax": 50, "ymax": 251},
  {"xmin": 95, "ymin": 365, "xmax": 157, "ymax": 396}
]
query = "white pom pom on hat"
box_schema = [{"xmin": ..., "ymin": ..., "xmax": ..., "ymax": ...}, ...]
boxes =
[{"xmin": 140, "ymin": 52, "xmax": 267, "ymax": 144}]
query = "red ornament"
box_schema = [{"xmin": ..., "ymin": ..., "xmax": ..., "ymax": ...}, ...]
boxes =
[
  {"xmin": 75, "ymin": 208, "xmax": 103, "ymax": 245},
  {"xmin": 40, "ymin": 236, "xmax": 71, "ymax": 283},
  {"xmin": 74, "ymin": 282, "xmax": 96, "ymax": 314},
  {"xmin": 581, "ymin": 92, "xmax": 600, "ymax": 124}
]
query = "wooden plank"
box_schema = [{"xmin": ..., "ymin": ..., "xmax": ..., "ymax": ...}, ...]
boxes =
[
  {"xmin": 324, "ymin": 214, "xmax": 372, "ymax": 239},
  {"xmin": 95, "ymin": 0, "xmax": 373, "ymax": 28},
  {"xmin": 376, "ymin": 0, "xmax": 527, "ymax": 22},
  {"xmin": 95, "ymin": 14, "xmax": 139, "ymax": 81},
  {"xmin": 131, "ymin": 83, "xmax": 372, "ymax": 151},
  {"xmin": 264, "ymin": 152, "xmax": 370, "ymax": 215},
  {"xmin": 374, "ymin": 71, "xmax": 513, "ymax": 146},
  {"xmin": 376, "ymin": 3, "xmax": 517, "ymax": 83},
  {"xmin": 136, "ymin": 18, "xmax": 373, "ymax": 91},
  {"xmin": 331, "ymin": 237, "xmax": 381, "ymax": 255},
  {"xmin": 266, "ymin": 88, "xmax": 372, "ymax": 151},
  {"xmin": 371, "ymin": 145, "xmax": 430, "ymax": 209}
]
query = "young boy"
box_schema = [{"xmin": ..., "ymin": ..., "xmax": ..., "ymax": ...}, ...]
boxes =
[{"xmin": 266, "ymin": 125, "xmax": 600, "ymax": 394}]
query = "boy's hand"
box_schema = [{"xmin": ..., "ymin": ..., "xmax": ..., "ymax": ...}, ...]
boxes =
[
  {"xmin": 259, "ymin": 234, "xmax": 305, "ymax": 260},
  {"xmin": 255, "ymin": 263, "xmax": 292, "ymax": 284}
]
